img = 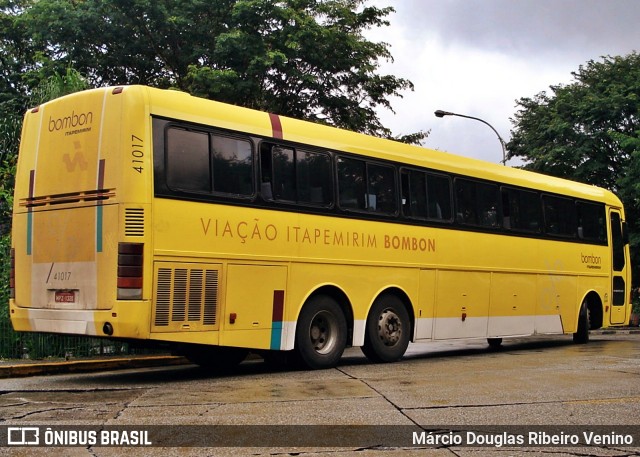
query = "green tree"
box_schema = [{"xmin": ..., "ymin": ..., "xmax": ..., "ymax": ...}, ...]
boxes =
[
  {"xmin": 3, "ymin": 0, "xmax": 422, "ymax": 140},
  {"xmin": 508, "ymin": 52, "xmax": 640, "ymax": 276}
]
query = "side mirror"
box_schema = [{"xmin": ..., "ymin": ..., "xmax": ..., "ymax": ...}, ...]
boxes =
[{"xmin": 622, "ymin": 221, "xmax": 630, "ymax": 245}]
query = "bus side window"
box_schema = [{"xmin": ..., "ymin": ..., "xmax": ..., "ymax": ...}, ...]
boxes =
[
  {"xmin": 166, "ymin": 127, "xmax": 211, "ymax": 193},
  {"xmin": 576, "ymin": 201, "xmax": 606, "ymax": 242},
  {"xmin": 272, "ymin": 145, "xmax": 296, "ymax": 201},
  {"xmin": 338, "ymin": 157, "xmax": 397, "ymax": 214},
  {"xmin": 210, "ymin": 134, "xmax": 253, "ymax": 196},
  {"xmin": 456, "ymin": 179, "xmax": 500, "ymax": 228},
  {"xmin": 367, "ymin": 163, "xmax": 397, "ymax": 214},
  {"xmin": 426, "ymin": 173, "xmax": 452, "ymax": 221},
  {"xmin": 261, "ymin": 143, "xmax": 332, "ymax": 206},
  {"xmin": 338, "ymin": 157, "xmax": 366, "ymax": 210},
  {"xmin": 543, "ymin": 195, "xmax": 576, "ymax": 237},
  {"xmin": 296, "ymin": 149, "xmax": 332, "ymax": 205},
  {"xmin": 502, "ymin": 187, "xmax": 542, "ymax": 233},
  {"xmin": 260, "ymin": 143, "xmax": 274, "ymax": 200},
  {"xmin": 260, "ymin": 143, "xmax": 295, "ymax": 201},
  {"xmin": 401, "ymin": 169, "xmax": 427, "ymax": 218}
]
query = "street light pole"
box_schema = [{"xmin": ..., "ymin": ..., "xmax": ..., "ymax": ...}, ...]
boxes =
[{"xmin": 434, "ymin": 109, "xmax": 508, "ymax": 165}]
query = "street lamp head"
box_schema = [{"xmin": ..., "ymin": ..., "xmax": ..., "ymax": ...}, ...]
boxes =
[{"xmin": 433, "ymin": 109, "xmax": 508, "ymax": 165}]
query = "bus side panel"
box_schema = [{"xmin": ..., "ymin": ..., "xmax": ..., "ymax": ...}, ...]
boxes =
[
  {"xmin": 488, "ymin": 273, "xmax": 536, "ymax": 337},
  {"xmin": 220, "ymin": 264, "xmax": 287, "ymax": 350},
  {"xmin": 536, "ymin": 274, "xmax": 575, "ymax": 334},
  {"xmin": 414, "ymin": 269, "xmax": 436, "ymax": 340},
  {"xmin": 433, "ymin": 270, "xmax": 490, "ymax": 340}
]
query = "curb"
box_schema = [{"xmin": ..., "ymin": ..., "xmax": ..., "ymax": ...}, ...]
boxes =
[
  {"xmin": 0, "ymin": 355, "xmax": 189, "ymax": 379},
  {"xmin": 593, "ymin": 328, "xmax": 640, "ymax": 335}
]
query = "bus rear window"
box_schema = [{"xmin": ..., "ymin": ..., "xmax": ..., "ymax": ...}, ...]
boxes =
[{"xmin": 166, "ymin": 127, "xmax": 253, "ymax": 197}]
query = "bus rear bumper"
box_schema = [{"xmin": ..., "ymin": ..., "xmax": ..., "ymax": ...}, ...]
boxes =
[{"xmin": 8, "ymin": 301, "xmax": 151, "ymax": 340}]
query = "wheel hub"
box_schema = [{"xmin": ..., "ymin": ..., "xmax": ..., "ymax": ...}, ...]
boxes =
[{"xmin": 378, "ymin": 310, "xmax": 402, "ymax": 346}]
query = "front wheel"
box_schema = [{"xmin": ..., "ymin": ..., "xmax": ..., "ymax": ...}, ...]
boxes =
[
  {"xmin": 295, "ymin": 295, "xmax": 347, "ymax": 369},
  {"xmin": 361, "ymin": 294, "xmax": 411, "ymax": 363},
  {"xmin": 573, "ymin": 301, "xmax": 590, "ymax": 344}
]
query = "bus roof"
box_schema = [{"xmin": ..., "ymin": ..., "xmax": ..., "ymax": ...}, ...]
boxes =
[{"xmin": 129, "ymin": 85, "xmax": 622, "ymax": 208}]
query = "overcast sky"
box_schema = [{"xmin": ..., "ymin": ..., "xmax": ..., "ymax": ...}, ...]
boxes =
[{"xmin": 365, "ymin": 0, "xmax": 640, "ymax": 164}]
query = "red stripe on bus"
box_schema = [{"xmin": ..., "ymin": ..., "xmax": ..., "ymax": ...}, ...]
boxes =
[
  {"xmin": 272, "ymin": 290, "xmax": 285, "ymax": 322},
  {"xmin": 269, "ymin": 113, "xmax": 283, "ymax": 139},
  {"xmin": 98, "ymin": 159, "xmax": 105, "ymax": 190},
  {"xmin": 29, "ymin": 170, "xmax": 35, "ymax": 199}
]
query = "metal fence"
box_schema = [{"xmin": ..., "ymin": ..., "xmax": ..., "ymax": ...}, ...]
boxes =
[{"xmin": 0, "ymin": 318, "xmax": 160, "ymax": 361}]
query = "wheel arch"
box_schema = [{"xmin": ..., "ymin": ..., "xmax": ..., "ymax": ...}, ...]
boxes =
[
  {"xmin": 582, "ymin": 290, "xmax": 604, "ymax": 330},
  {"xmin": 302, "ymin": 284, "xmax": 354, "ymax": 346}
]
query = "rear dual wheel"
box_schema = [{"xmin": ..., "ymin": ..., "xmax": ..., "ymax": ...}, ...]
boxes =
[
  {"xmin": 295, "ymin": 295, "xmax": 347, "ymax": 369},
  {"xmin": 361, "ymin": 294, "xmax": 410, "ymax": 363}
]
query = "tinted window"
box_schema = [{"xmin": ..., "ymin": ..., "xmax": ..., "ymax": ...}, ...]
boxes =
[
  {"xmin": 297, "ymin": 150, "xmax": 332, "ymax": 205},
  {"xmin": 261, "ymin": 143, "xmax": 332, "ymax": 205},
  {"xmin": 456, "ymin": 179, "xmax": 500, "ymax": 228},
  {"xmin": 401, "ymin": 169, "xmax": 452, "ymax": 221},
  {"xmin": 338, "ymin": 157, "xmax": 397, "ymax": 214},
  {"xmin": 337, "ymin": 157, "xmax": 366, "ymax": 210},
  {"xmin": 611, "ymin": 212, "xmax": 625, "ymax": 271},
  {"xmin": 577, "ymin": 201, "xmax": 606, "ymax": 242},
  {"xmin": 166, "ymin": 128, "xmax": 210, "ymax": 192},
  {"xmin": 211, "ymin": 135, "xmax": 253, "ymax": 195},
  {"xmin": 166, "ymin": 127, "xmax": 253, "ymax": 196},
  {"xmin": 502, "ymin": 188, "xmax": 541, "ymax": 233},
  {"xmin": 543, "ymin": 195, "xmax": 576, "ymax": 237},
  {"xmin": 367, "ymin": 163, "xmax": 397, "ymax": 214}
]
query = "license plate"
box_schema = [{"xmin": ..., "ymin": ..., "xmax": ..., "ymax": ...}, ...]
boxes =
[{"xmin": 55, "ymin": 291, "xmax": 76, "ymax": 303}]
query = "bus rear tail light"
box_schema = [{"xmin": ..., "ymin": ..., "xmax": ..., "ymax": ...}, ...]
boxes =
[
  {"xmin": 9, "ymin": 248, "xmax": 15, "ymax": 299},
  {"xmin": 117, "ymin": 243, "xmax": 143, "ymax": 300}
]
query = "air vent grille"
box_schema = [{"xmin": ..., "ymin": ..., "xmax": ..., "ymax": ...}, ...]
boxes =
[
  {"xmin": 152, "ymin": 263, "xmax": 220, "ymax": 332},
  {"xmin": 124, "ymin": 208, "xmax": 144, "ymax": 237}
]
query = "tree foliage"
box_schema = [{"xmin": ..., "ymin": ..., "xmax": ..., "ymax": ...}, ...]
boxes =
[
  {"xmin": 1, "ymin": 0, "xmax": 421, "ymax": 140},
  {"xmin": 508, "ymin": 52, "xmax": 640, "ymax": 274}
]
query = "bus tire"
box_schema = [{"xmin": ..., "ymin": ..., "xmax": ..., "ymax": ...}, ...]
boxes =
[
  {"xmin": 361, "ymin": 294, "xmax": 410, "ymax": 363},
  {"xmin": 295, "ymin": 295, "xmax": 347, "ymax": 369},
  {"xmin": 573, "ymin": 301, "xmax": 590, "ymax": 344}
]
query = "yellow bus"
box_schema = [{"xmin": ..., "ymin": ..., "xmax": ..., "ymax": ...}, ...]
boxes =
[{"xmin": 10, "ymin": 85, "xmax": 632, "ymax": 369}]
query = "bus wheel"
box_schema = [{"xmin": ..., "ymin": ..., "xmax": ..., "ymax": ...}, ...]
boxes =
[
  {"xmin": 361, "ymin": 294, "xmax": 410, "ymax": 363},
  {"xmin": 295, "ymin": 295, "xmax": 347, "ymax": 369},
  {"xmin": 573, "ymin": 301, "xmax": 590, "ymax": 344},
  {"xmin": 183, "ymin": 345, "xmax": 249, "ymax": 372},
  {"xmin": 487, "ymin": 338, "xmax": 503, "ymax": 348}
]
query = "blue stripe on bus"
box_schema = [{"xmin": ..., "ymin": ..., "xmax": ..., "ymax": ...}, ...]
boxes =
[
  {"xmin": 270, "ymin": 321, "xmax": 283, "ymax": 350},
  {"xmin": 26, "ymin": 211, "xmax": 32, "ymax": 256},
  {"xmin": 96, "ymin": 205, "xmax": 103, "ymax": 253}
]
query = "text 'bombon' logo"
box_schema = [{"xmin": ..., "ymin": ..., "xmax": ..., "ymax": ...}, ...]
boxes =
[
  {"xmin": 581, "ymin": 253, "xmax": 602, "ymax": 269},
  {"xmin": 48, "ymin": 110, "xmax": 93, "ymax": 132}
]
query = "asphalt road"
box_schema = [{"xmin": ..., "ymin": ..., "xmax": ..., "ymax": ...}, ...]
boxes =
[{"xmin": 0, "ymin": 332, "xmax": 639, "ymax": 456}]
